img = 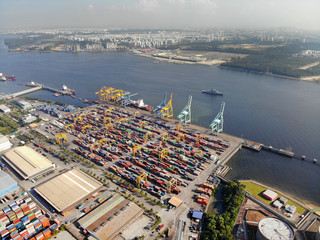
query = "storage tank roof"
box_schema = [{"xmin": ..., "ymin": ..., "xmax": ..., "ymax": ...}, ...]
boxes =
[{"xmin": 258, "ymin": 218, "xmax": 294, "ymax": 240}]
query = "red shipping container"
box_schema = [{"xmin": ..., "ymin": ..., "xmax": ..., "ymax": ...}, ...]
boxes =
[{"xmin": 36, "ymin": 232, "xmax": 45, "ymax": 240}]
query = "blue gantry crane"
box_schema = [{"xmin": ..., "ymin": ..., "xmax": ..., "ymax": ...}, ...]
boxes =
[
  {"xmin": 118, "ymin": 92, "xmax": 138, "ymax": 107},
  {"xmin": 153, "ymin": 91, "xmax": 167, "ymax": 118},
  {"xmin": 210, "ymin": 102, "xmax": 225, "ymax": 135},
  {"xmin": 177, "ymin": 95, "xmax": 192, "ymax": 125}
]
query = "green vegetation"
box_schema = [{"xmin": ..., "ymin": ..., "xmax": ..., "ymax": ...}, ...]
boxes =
[
  {"xmin": 0, "ymin": 115, "xmax": 20, "ymax": 135},
  {"xmin": 201, "ymin": 181, "xmax": 244, "ymax": 240},
  {"xmin": 242, "ymin": 181, "xmax": 306, "ymax": 214},
  {"xmin": 221, "ymin": 43, "xmax": 320, "ymax": 78},
  {"xmin": 162, "ymin": 40, "xmax": 320, "ymax": 78}
]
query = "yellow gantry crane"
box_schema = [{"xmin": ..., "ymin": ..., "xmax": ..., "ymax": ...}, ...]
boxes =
[
  {"xmin": 140, "ymin": 121, "xmax": 147, "ymax": 128},
  {"xmin": 103, "ymin": 117, "xmax": 112, "ymax": 124},
  {"xmin": 176, "ymin": 124, "xmax": 182, "ymax": 131},
  {"xmin": 132, "ymin": 145, "xmax": 141, "ymax": 157},
  {"xmin": 82, "ymin": 125, "xmax": 91, "ymax": 133},
  {"xmin": 159, "ymin": 149, "xmax": 168, "ymax": 161},
  {"xmin": 134, "ymin": 111, "xmax": 140, "ymax": 118},
  {"xmin": 55, "ymin": 133, "xmax": 67, "ymax": 145},
  {"xmin": 65, "ymin": 123, "xmax": 74, "ymax": 131},
  {"xmin": 73, "ymin": 116, "xmax": 82, "ymax": 123},
  {"xmin": 144, "ymin": 132, "xmax": 153, "ymax": 141},
  {"xmin": 160, "ymin": 132, "xmax": 169, "ymax": 142},
  {"xmin": 177, "ymin": 133, "xmax": 184, "ymax": 142},
  {"xmin": 136, "ymin": 173, "xmax": 148, "ymax": 188},
  {"xmin": 160, "ymin": 93, "xmax": 173, "ymax": 120},
  {"xmin": 167, "ymin": 178, "xmax": 177, "ymax": 193}
]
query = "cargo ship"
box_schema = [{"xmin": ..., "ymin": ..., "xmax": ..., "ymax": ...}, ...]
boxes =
[
  {"xmin": 60, "ymin": 85, "xmax": 76, "ymax": 96},
  {"xmin": 201, "ymin": 88, "xmax": 223, "ymax": 95},
  {"xmin": 0, "ymin": 73, "xmax": 16, "ymax": 81},
  {"xmin": 131, "ymin": 99, "xmax": 154, "ymax": 111}
]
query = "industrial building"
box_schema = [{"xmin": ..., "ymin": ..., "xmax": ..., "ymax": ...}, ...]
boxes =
[
  {"xmin": 262, "ymin": 189, "xmax": 278, "ymax": 201},
  {"xmin": 0, "ymin": 170, "xmax": 19, "ymax": 198},
  {"xmin": 34, "ymin": 169, "xmax": 102, "ymax": 214},
  {"xmin": 256, "ymin": 217, "xmax": 294, "ymax": 240},
  {"xmin": 1, "ymin": 146, "xmax": 55, "ymax": 180},
  {"xmin": 13, "ymin": 100, "xmax": 32, "ymax": 110},
  {"xmin": 78, "ymin": 194, "xmax": 143, "ymax": 240},
  {"xmin": 0, "ymin": 135, "xmax": 11, "ymax": 152},
  {"xmin": 0, "ymin": 104, "xmax": 10, "ymax": 113}
]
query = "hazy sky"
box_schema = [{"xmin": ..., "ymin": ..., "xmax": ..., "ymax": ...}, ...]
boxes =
[{"xmin": 0, "ymin": 0, "xmax": 319, "ymax": 31}]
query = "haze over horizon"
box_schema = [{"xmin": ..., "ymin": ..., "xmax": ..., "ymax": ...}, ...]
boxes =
[{"xmin": 0, "ymin": 0, "xmax": 319, "ymax": 31}]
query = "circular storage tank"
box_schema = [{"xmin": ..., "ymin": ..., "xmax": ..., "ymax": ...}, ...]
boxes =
[{"xmin": 256, "ymin": 217, "xmax": 294, "ymax": 240}]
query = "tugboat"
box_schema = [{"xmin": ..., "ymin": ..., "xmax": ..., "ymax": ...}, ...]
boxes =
[{"xmin": 201, "ymin": 88, "xmax": 223, "ymax": 95}]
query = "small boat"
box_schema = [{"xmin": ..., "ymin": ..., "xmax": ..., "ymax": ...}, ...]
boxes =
[{"xmin": 201, "ymin": 88, "xmax": 223, "ymax": 95}]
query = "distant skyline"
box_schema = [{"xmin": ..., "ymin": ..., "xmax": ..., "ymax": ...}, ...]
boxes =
[{"xmin": 0, "ymin": 0, "xmax": 319, "ymax": 31}]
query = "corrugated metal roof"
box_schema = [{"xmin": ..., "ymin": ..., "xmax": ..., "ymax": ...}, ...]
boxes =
[
  {"xmin": 78, "ymin": 194, "xmax": 124, "ymax": 228},
  {"xmin": 35, "ymin": 169, "xmax": 102, "ymax": 212},
  {"xmin": 2, "ymin": 146, "xmax": 54, "ymax": 179},
  {"xmin": 0, "ymin": 171, "xmax": 19, "ymax": 198}
]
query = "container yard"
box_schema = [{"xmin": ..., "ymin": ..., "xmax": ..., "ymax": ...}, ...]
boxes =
[
  {"xmin": 57, "ymin": 102, "xmax": 243, "ymax": 201},
  {"xmin": 0, "ymin": 195, "xmax": 60, "ymax": 240}
]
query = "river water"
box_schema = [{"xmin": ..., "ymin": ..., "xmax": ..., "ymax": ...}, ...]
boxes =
[{"xmin": 0, "ymin": 35, "xmax": 319, "ymax": 206}]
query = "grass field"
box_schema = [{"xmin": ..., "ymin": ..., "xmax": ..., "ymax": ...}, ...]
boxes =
[{"xmin": 242, "ymin": 181, "xmax": 306, "ymax": 214}]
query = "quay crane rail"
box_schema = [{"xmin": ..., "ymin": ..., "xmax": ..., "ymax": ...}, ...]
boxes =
[
  {"xmin": 210, "ymin": 102, "xmax": 225, "ymax": 135},
  {"xmin": 177, "ymin": 95, "xmax": 192, "ymax": 126}
]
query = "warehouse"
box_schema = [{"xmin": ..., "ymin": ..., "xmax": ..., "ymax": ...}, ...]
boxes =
[
  {"xmin": 0, "ymin": 104, "xmax": 10, "ymax": 113},
  {"xmin": 0, "ymin": 135, "xmax": 11, "ymax": 152},
  {"xmin": 78, "ymin": 194, "xmax": 143, "ymax": 240},
  {"xmin": 262, "ymin": 189, "xmax": 278, "ymax": 201},
  {"xmin": 0, "ymin": 171, "xmax": 19, "ymax": 198},
  {"xmin": 34, "ymin": 169, "xmax": 102, "ymax": 214},
  {"xmin": 13, "ymin": 100, "xmax": 32, "ymax": 110},
  {"xmin": 1, "ymin": 146, "xmax": 55, "ymax": 180}
]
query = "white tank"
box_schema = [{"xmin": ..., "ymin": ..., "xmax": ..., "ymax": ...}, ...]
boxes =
[{"xmin": 256, "ymin": 218, "xmax": 294, "ymax": 240}]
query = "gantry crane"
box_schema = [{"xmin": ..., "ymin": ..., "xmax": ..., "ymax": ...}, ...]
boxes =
[
  {"xmin": 159, "ymin": 149, "xmax": 168, "ymax": 161},
  {"xmin": 132, "ymin": 145, "xmax": 141, "ymax": 157},
  {"xmin": 210, "ymin": 102, "xmax": 225, "ymax": 135},
  {"xmin": 160, "ymin": 93, "xmax": 173, "ymax": 120},
  {"xmin": 167, "ymin": 178, "xmax": 177, "ymax": 193},
  {"xmin": 177, "ymin": 95, "xmax": 192, "ymax": 125},
  {"xmin": 144, "ymin": 132, "xmax": 153, "ymax": 141},
  {"xmin": 118, "ymin": 93, "xmax": 138, "ymax": 107},
  {"xmin": 153, "ymin": 92, "xmax": 167, "ymax": 117},
  {"xmin": 136, "ymin": 173, "xmax": 148, "ymax": 188},
  {"xmin": 55, "ymin": 133, "xmax": 67, "ymax": 145}
]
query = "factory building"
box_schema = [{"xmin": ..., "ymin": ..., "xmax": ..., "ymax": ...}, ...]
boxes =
[
  {"xmin": 1, "ymin": 146, "xmax": 55, "ymax": 180},
  {"xmin": 0, "ymin": 170, "xmax": 19, "ymax": 198},
  {"xmin": 77, "ymin": 194, "xmax": 143, "ymax": 240},
  {"xmin": 0, "ymin": 104, "xmax": 11, "ymax": 113},
  {"xmin": 256, "ymin": 218, "xmax": 294, "ymax": 240},
  {"xmin": 13, "ymin": 101, "xmax": 32, "ymax": 110},
  {"xmin": 0, "ymin": 135, "xmax": 11, "ymax": 152},
  {"xmin": 34, "ymin": 169, "xmax": 102, "ymax": 214}
]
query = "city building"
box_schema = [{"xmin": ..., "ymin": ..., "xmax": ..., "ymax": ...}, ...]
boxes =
[
  {"xmin": 0, "ymin": 170, "xmax": 19, "ymax": 198},
  {"xmin": 13, "ymin": 101, "xmax": 32, "ymax": 110},
  {"xmin": 34, "ymin": 169, "xmax": 102, "ymax": 214},
  {"xmin": 1, "ymin": 146, "xmax": 55, "ymax": 180},
  {"xmin": 0, "ymin": 104, "xmax": 10, "ymax": 113},
  {"xmin": 0, "ymin": 135, "xmax": 11, "ymax": 152},
  {"xmin": 77, "ymin": 194, "xmax": 143, "ymax": 240}
]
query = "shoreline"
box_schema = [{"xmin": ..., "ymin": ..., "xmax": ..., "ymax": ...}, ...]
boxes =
[
  {"xmin": 218, "ymin": 65, "xmax": 320, "ymax": 82},
  {"xmin": 239, "ymin": 179, "xmax": 318, "ymax": 211}
]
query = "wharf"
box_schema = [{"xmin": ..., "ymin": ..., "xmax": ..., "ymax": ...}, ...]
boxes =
[{"xmin": 243, "ymin": 140, "xmax": 262, "ymax": 151}]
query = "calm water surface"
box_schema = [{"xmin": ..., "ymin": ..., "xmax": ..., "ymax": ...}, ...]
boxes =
[{"xmin": 1, "ymin": 35, "xmax": 319, "ymax": 206}]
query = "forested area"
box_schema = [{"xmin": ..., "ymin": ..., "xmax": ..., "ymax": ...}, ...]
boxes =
[{"xmin": 201, "ymin": 181, "xmax": 245, "ymax": 240}]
